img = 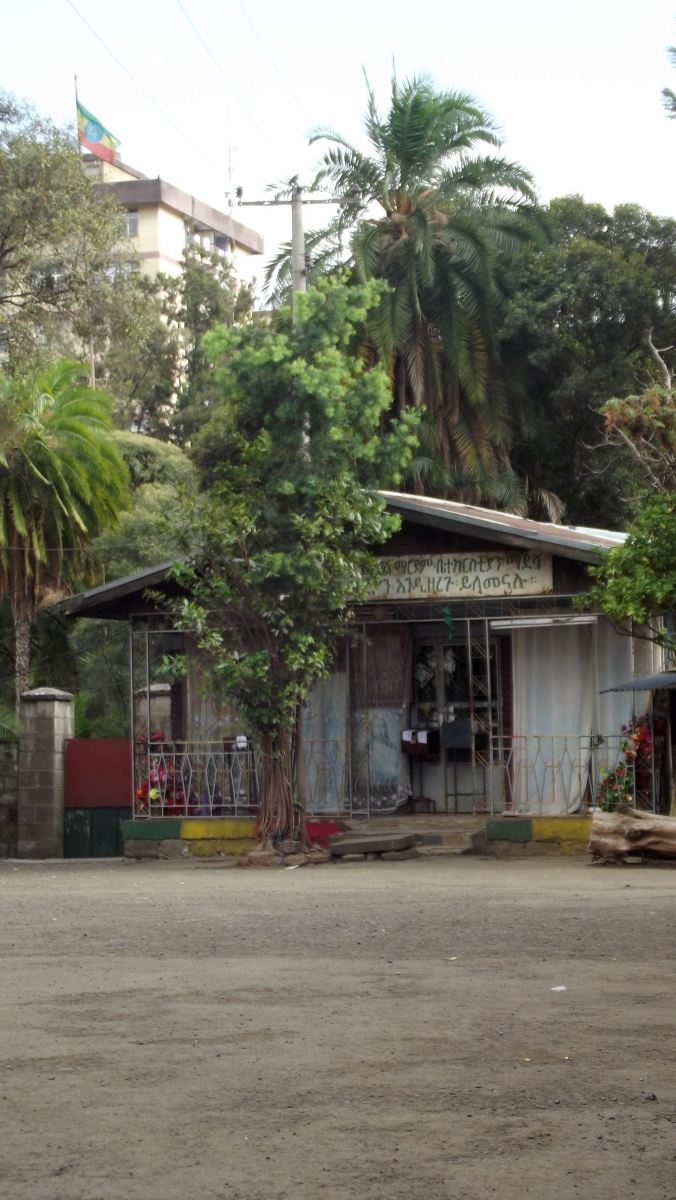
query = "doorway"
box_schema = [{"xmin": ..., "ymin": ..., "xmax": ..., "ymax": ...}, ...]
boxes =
[{"xmin": 412, "ymin": 631, "xmax": 502, "ymax": 812}]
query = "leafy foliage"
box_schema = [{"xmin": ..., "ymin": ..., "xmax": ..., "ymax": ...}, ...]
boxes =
[
  {"xmin": 266, "ymin": 73, "xmax": 546, "ymax": 501},
  {"xmin": 101, "ymin": 273, "xmax": 180, "ymax": 439},
  {"xmin": 0, "ymin": 361, "xmax": 128, "ymax": 708},
  {"xmin": 164, "ymin": 276, "xmax": 418, "ymax": 838},
  {"xmin": 103, "ymin": 245, "xmax": 253, "ymax": 444},
  {"xmin": 88, "ymin": 433, "xmax": 194, "ymax": 581},
  {"xmin": 64, "ymin": 434, "xmax": 195, "ymax": 735},
  {"xmin": 601, "ymin": 384, "xmax": 676, "ymax": 494},
  {"xmin": 0, "ymin": 91, "xmax": 133, "ymax": 372},
  {"xmin": 500, "ymin": 197, "xmax": 676, "ymax": 526},
  {"xmin": 581, "ymin": 494, "xmax": 676, "ymax": 651}
]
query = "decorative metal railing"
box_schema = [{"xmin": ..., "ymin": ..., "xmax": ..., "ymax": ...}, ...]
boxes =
[
  {"xmin": 487, "ymin": 733, "xmax": 655, "ymax": 814},
  {"xmin": 133, "ymin": 740, "xmax": 259, "ymax": 819},
  {"xmin": 132, "ymin": 732, "xmax": 657, "ymax": 820}
]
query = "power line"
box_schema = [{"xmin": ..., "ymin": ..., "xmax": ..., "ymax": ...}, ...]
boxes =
[
  {"xmin": 64, "ymin": 0, "xmax": 223, "ymax": 172},
  {"xmin": 175, "ymin": 0, "xmax": 274, "ymax": 151},
  {"xmin": 0, "ymin": 544, "xmax": 178, "ymax": 552},
  {"xmin": 234, "ymin": 0, "xmax": 312, "ymax": 125}
]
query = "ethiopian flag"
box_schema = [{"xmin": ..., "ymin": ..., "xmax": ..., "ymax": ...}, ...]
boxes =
[{"xmin": 77, "ymin": 101, "xmax": 120, "ymax": 163}]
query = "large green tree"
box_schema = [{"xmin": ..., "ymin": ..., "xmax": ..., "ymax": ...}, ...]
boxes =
[
  {"xmin": 0, "ymin": 361, "xmax": 128, "ymax": 710},
  {"xmin": 266, "ymin": 73, "xmax": 545, "ymax": 503},
  {"xmin": 581, "ymin": 494, "xmax": 676, "ymax": 658},
  {"xmin": 499, "ymin": 197, "xmax": 676, "ymax": 527},
  {"xmin": 0, "ymin": 91, "xmax": 133, "ymax": 373},
  {"xmin": 103, "ymin": 245, "xmax": 253, "ymax": 444},
  {"xmin": 164, "ymin": 276, "xmax": 418, "ymax": 840}
]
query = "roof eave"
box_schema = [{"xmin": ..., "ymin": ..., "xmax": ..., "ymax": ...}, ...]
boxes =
[
  {"xmin": 54, "ymin": 561, "xmax": 174, "ymax": 618},
  {"xmin": 384, "ymin": 496, "xmax": 607, "ymax": 563}
]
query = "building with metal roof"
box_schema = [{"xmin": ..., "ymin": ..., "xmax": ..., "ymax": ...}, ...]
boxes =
[{"xmin": 56, "ymin": 491, "xmax": 670, "ymax": 827}]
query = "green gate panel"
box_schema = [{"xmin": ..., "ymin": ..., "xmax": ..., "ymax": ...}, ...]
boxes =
[
  {"xmin": 91, "ymin": 808, "xmax": 119, "ymax": 858},
  {"xmin": 64, "ymin": 808, "xmax": 92, "ymax": 858},
  {"xmin": 117, "ymin": 808, "xmax": 132, "ymax": 855}
]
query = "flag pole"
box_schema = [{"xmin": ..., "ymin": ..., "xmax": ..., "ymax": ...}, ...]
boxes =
[
  {"xmin": 74, "ymin": 74, "xmax": 82, "ymax": 162},
  {"xmin": 75, "ymin": 74, "xmax": 95, "ymax": 388}
]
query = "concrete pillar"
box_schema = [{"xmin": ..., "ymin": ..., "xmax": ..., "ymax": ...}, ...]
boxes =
[{"xmin": 17, "ymin": 688, "xmax": 74, "ymax": 859}]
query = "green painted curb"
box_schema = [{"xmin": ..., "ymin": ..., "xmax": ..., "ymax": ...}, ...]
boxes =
[
  {"xmin": 121, "ymin": 819, "xmax": 183, "ymax": 841},
  {"xmin": 486, "ymin": 818, "xmax": 533, "ymax": 842}
]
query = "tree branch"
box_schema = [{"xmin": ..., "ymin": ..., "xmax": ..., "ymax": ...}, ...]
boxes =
[{"xmin": 647, "ymin": 327, "xmax": 672, "ymax": 389}]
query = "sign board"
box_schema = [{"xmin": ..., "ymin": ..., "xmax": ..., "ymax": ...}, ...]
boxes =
[{"xmin": 371, "ymin": 551, "xmax": 553, "ymax": 600}]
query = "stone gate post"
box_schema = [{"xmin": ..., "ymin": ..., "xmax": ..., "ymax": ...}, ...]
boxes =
[{"xmin": 17, "ymin": 688, "xmax": 74, "ymax": 859}]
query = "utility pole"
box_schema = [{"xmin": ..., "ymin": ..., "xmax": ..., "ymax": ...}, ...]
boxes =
[
  {"xmin": 237, "ymin": 179, "xmax": 339, "ymax": 324},
  {"xmin": 290, "ymin": 184, "xmax": 306, "ymax": 319}
]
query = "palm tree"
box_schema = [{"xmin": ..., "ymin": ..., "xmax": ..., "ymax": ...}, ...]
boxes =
[
  {"xmin": 0, "ymin": 362, "xmax": 128, "ymax": 712},
  {"xmin": 266, "ymin": 73, "xmax": 547, "ymax": 503}
]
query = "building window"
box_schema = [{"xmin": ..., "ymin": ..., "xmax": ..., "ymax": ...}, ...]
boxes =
[{"xmin": 125, "ymin": 209, "xmax": 139, "ymax": 237}]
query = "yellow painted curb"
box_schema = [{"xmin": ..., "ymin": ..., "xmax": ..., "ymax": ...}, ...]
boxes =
[
  {"xmin": 180, "ymin": 819, "xmax": 257, "ymax": 840},
  {"xmin": 531, "ymin": 817, "xmax": 592, "ymax": 842}
]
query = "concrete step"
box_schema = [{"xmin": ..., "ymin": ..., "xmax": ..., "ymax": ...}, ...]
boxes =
[
  {"xmin": 418, "ymin": 846, "xmax": 466, "ymax": 858},
  {"xmin": 327, "ymin": 831, "xmax": 420, "ymax": 856},
  {"xmin": 417, "ymin": 831, "xmax": 476, "ymax": 849}
]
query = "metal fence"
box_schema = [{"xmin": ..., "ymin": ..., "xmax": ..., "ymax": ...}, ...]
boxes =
[
  {"xmin": 133, "ymin": 732, "xmax": 656, "ymax": 819},
  {"xmin": 487, "ymin": 733, "xmax": 653, "ymax": 814},
  {"xmin": 302, "ymin": 732, "xmax": 655, "ymax": 816},
  {"xmin": 133, "ymin": 741, "xmax": 259, "ymax": 818}
]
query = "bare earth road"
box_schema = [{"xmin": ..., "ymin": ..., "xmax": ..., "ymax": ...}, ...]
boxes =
[{"xmin": 1, "ymin": 856, "xmax": 676, "ymax": 1200}]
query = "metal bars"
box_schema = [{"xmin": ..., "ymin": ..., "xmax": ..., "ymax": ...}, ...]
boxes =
[{"xmin": 134, "ymin": 740, "xmax": 259, "ymax": 818}]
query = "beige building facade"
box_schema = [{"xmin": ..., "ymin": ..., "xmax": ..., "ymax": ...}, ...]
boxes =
[{"xmin": 82, "ymin": 154, "xmax": 263, "ymax": 277}]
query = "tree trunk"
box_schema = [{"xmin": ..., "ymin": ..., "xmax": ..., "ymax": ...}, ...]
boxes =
[
  {"xmin": 589, "ymin": 804, "xmax": 676, "ymax": 862},
  {"xmin": 14, "ymin": 612, "xmax": 31, "ymax": 719},
  {"xmin": 257, "ymin": 729, "xmax": 294, "ymax": 842}
]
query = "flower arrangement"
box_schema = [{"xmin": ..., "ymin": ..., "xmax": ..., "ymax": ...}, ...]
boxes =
[
  {"xmin": 596, "ymin": 763, "xmax": 633, "ymax": 811},
  {"xmin": 136, "ymin": 729, "xmax": 168, "ymax": 746},
  {"xmin": 621, "ymin": 720, "xmax": 651, "ymax": 763}
]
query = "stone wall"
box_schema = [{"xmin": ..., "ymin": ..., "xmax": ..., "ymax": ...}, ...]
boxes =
[{"xmin": 0, "ymin": 742, "xmax": 18, "ymax": 857}]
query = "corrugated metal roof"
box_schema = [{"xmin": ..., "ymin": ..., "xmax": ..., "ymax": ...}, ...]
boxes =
[
  {"xmin": 54, "ymin": 491, "xmax": 626, "ymax": 620},
  {"xmin": 54, "ymin": 561, "xmax": 175, "ymax": 617},
  {"xmin": 381, "ymin": 492, "xmax": 626, "ymax": 562}
]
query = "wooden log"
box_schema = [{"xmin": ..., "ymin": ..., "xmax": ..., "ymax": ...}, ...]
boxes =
[{"xmin": 589, "ymin": 804, "xmax": 676, "ymax": 862}]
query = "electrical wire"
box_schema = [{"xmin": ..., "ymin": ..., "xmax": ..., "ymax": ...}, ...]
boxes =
[
  {"xmin": 234, "ymin": 0, "xmax": 313, "ymax": 125},
  {"xmin": 64, "ymin": 0, "xmax": 223, "ymax": 172},
  {"xmin": 0, "ymin": 545, "xmax": 175, "ymax": 551},
  {"xmin": 175, "ymin": 0, "xmax": 274, "ymax": 151}
]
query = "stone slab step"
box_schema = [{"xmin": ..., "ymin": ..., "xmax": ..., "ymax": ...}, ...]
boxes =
[
  {"xmin": 327, "ymin": 832, "xmax": 421, "ymax": 857},
  {"xmin": 418, "ymin": 846, "xmax": 465, "ymax": 858}
]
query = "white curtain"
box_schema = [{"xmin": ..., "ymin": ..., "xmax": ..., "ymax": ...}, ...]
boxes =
[
  {"xmin": 593, "ymin": 620, "xmax": 634, "ymax": 735},
  {"xmin": 303, "ymin": 673, "xmax": 349, "ymax": 813},
  {"xmin": 512, "ymin": 626, "xmax": 595, "ymax": 813},
  {"xmin": 511, "ymin": 620, "xmax": 652, "ymax": 814}
]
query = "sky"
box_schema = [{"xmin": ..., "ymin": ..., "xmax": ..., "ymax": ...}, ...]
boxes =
[{"xmin": 4, "ymin": 0, "xmax": 676, "ymax": 294}]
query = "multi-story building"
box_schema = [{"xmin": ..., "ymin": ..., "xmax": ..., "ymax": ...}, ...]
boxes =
[{"xmin": 82, "ymin": 154, "xmax": 263, "ymax": 277}]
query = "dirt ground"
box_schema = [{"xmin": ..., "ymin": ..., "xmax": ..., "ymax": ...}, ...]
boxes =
[{"xmin": 1, "ymin": 856, "xmax": 676, "ymax": 1200}]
